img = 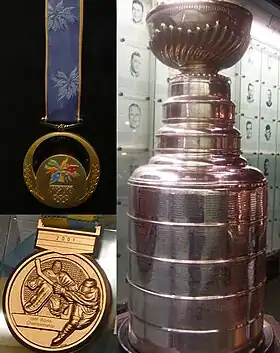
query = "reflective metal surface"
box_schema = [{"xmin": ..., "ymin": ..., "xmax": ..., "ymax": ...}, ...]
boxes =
[
  {"xmin": 118, "ymin": 1, "xmax": 270, "ymax": 352},
  {"xmin": 0, "ymin": 228, "xmax": 116, "ymax": 353},
  {"xmin": 118, "ymin": 316, "xmax": 274, "ymax": 353},
  {"xmin": 147, "ymin": 1, "xmax": 252, "ymax": 73}
]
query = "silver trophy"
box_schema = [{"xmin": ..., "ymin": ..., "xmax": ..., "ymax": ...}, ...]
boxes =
[{"xmin": 118, "ymin": 1, "xmax": 274, "ymax": 352}]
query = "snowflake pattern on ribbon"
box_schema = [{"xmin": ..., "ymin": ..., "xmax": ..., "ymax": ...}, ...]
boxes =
[
  {"xmin": 48, "ymin": 0, "xmax": 77, "ymax": 31},
  {"xmin": 51, "ymin": 67, "xmax": 79, "ymax": 101},
  {"xmin": 47, "ymin": 0, "xmax": 80, "ymax": 120}
]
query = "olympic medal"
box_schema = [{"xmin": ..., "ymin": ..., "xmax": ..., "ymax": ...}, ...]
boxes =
[{"xmin": 23, "ymin": 132, "xmax": 100, "ymax": 208}]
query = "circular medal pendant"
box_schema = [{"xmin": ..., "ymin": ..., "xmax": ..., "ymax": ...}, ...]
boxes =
[
  {"xmin": 23, "ymin": 132, "xmax": 100, "ymax": 208},
  {"xmin": 3, "ymin": 251, "xmax": 111, "ymax": 352}
]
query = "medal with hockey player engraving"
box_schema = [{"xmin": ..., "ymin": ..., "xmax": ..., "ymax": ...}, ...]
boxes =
[{"xmin": 3, "ymin": 216, "xmax": 111, "ymax": 352}]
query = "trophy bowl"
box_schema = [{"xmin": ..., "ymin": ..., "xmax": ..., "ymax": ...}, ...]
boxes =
[{"xmin": 146, "ymin": 1, "xmax": 253, "ymax": 72}]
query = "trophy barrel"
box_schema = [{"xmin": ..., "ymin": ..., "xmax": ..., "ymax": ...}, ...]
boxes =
[
  {"xmin": 126, "ymin": 76, "xmax": 268, "ymax": 353},
  {"xmin": 118, "ymin": 1, "xmax": 272, "ymax": 352},
  {"xmin": 118, "ymin": 315, "xmax": 275, "ymax": 353}
]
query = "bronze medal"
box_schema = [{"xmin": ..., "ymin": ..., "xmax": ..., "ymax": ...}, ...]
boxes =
[{"xmin": 3, "ymin": 218, "xmax": 111, "ymax": 352}]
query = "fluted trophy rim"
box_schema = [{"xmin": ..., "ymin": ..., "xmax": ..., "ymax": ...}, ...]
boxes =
[
  {"xmin": 146, "ymin": 0, "xmax": 253, "ymax": 72},
  {"xmin": 146, "ymin": 0, "xmax": 253, "ymax": 22}
]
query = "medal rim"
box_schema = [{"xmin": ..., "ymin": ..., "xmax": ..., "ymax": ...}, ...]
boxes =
[
  {"xmin": 2, "ymin": 250, "xmax": 112, "ymax": 353},
  {"xmin": 23, "ymin": 132, "xmax": 100, "ymax": 208}
]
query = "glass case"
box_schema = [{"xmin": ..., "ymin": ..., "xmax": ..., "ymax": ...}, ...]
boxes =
[{"xmin": 117, "ymin": 0, "xmax": 280, "ymax": 304}]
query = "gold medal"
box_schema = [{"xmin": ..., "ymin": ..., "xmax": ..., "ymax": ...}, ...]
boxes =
[
  {"xmin": 24, "ymin": 0, "xmax": 101, "ymax": 209},
  {"xmin": 23, "ymin": 132, "xmax": 100, "ymax": 208},
  {"xmin": 3, "ymin": 217, "xmax": 111, "ymax": 352}
]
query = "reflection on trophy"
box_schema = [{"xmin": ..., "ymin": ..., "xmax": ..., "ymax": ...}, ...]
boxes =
[{"xmin": 118, "ymin": 1, "xmax": 273, "ymax": 352}]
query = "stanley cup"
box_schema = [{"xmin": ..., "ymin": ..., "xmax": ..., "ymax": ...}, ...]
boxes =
[{"xmin": 118, "ymin": 1, "xmax": 273, "ymax": 352}]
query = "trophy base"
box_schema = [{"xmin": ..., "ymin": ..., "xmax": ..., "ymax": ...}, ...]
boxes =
[{"xmin": 117, "ymin": 314, "xmax": 275, "ymax": 353}]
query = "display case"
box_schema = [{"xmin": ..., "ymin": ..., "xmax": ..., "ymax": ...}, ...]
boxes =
[
  {"xmin": 0, "ymin": 216, "xmax": 116, "ymax": 353},
  {"xmin": 117, "ymin": 0, "xmax": 280, "ymax": 304}
]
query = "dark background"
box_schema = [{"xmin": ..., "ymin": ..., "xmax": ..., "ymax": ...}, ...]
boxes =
[
  {"xmin": 266, "ymin": 0, "xmax": 280, "ymax": 10},
  {"xmin": 0, "ymin": 1, "xmax": 116, "ymax": 214}
]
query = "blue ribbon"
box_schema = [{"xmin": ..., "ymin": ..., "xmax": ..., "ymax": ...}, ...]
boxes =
[{"xmin": 46, "ymin": 0, "xmax": 82, "ymax": 123}]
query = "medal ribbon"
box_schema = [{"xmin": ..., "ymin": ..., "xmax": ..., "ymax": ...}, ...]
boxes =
[
  {"xmin": 45, "ymin": 0, "xmax": 83, "ymax": 123},
  {"xmin": 41, "ymin": 215, "xmax": 99, "ymax": 231}
]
